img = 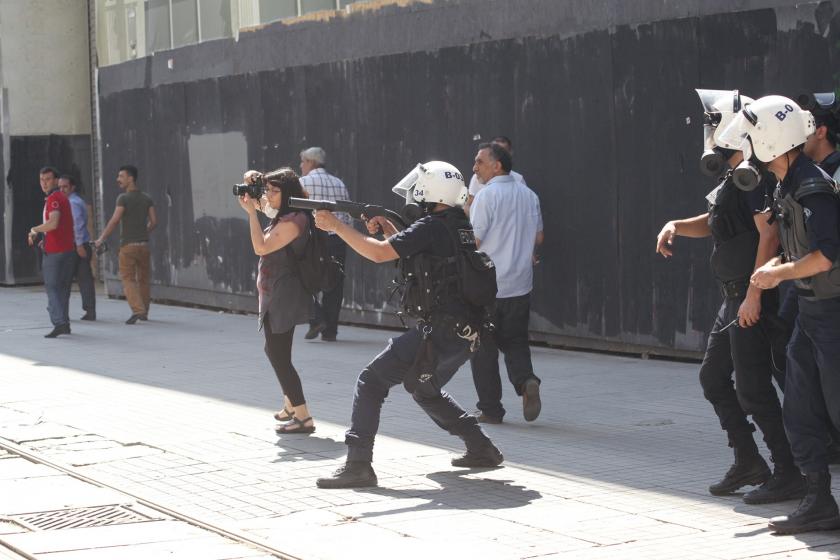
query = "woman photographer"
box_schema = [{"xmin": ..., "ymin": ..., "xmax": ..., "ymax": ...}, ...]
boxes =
[{"xmin": 239, "ymin": 168, "xmax": 315, "ymax": 434}]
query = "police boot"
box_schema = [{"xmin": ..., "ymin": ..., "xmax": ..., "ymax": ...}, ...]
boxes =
[
  {"xmin": 743, "ymin": 456, "xmax": 806, "ymax": 505},
  {"xmin": 316, "ymin": 461, "xmax": 377, "ymax": 489},
  {"xmin": 708, "ymin": 437, "xmax": 769, "ymax": 496},
  {"xmin": 769, "ymin": 470, "xmax": 840, "ymax": 534}
]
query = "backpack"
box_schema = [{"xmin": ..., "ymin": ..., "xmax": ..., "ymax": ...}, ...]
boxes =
[
  {"xmin": 286, "ymin": 212, "xmax": 344, "ymax": 295},
  {"xmin": 440, "ymin": 213, "xmax": 497, "ymax": 309}
]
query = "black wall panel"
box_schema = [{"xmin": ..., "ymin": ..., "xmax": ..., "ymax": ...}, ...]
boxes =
[
  {"xmin": 3, "ymin": 135, "xmax": 91, "ymax": 285},
  {"xmin": 97, "ymin": 1, "xmax": 840, "ymax": 355}
]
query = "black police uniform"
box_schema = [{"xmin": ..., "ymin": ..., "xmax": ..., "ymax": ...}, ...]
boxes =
[
  {"xmin": 820, "ymin": 151, "xmax": 840, "ymax": 178},
  {"xmin": 766, "ymin": 153, "xmax": 840, "ymax": 534},
  {"xmin": 698, "ymin": 172, "xmax": 794, "ymax": 494},
  {"xmin": 779, "ymin": 151, "xmax": 840, "ymax": 324},
  {"xmin": 773, "ymin": 155, "xmax": 840, "ymax": 474},
  {"xmin": 342, "ymin": 208, "xmax": 496, "ymax": 464}
]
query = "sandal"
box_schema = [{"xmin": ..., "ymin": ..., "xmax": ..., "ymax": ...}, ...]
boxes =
[
  {"xmin": 275, "ymin": 417, "xmax": 316, "ymax": 435},
  {"xmin": 274, "ymin": 408, "xmax": 294, "ymax": 422}
]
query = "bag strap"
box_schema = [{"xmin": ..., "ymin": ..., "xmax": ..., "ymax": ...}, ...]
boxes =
[{"xmin": 793, "ymin": 177, "xmax": 838, "ymax": 203}]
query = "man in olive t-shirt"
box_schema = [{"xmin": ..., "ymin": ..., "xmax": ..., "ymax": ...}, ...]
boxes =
[{"xmin": 95, "ymin": 165, "xmax": 157, "ymax": 324}]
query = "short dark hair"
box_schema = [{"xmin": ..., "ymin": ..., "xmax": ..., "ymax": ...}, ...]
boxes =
[
  {"xmin": 263, "ymin": 167, "xmax": 306, "ymax": 218},
  {"xmin": 119, "ymin": 165, "xmax": 138, "ymax": 180},
  {"xmin": 491, "ymin": 136, "xmax": 513, "ymax": 149},
  {"xmin": 478, "ymin": 142, "xmax": 512, "ymax": 173},
  {"xmin": 59, "ymin": 174, "xmax": 82, "ymax": 193},
  {"xmin": 39, "ymin": 166, "xmax": 59, "ymax": 178}
]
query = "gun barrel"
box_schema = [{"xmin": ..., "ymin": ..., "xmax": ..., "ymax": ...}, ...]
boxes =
[{"xmin": 288, "ymin": 197, "xmax": 337, "ymax": 211}]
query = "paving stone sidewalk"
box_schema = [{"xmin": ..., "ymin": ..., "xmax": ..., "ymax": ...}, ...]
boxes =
[{"xmin": 1, "ymin": 286, "xmax": 840, "ymax": 559}]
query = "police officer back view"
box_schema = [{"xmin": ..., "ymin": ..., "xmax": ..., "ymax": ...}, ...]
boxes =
[
  {"xmin": 656, "ymin": 90, "xmax": 801, "ymax": 505},
  {"xmin": 800, "ymin": 92, "xmax": 840, "ymax": 181},
  {"xmin": 727, "ymin": 95, "xmax": 840, "ymax": 534},
  {"xmin": 312, "ymin": 161, "xmax": 503, "ymax": 489}
]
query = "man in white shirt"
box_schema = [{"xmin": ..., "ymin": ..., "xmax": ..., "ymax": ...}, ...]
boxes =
[
  {"xmin": 469, "ymin": 143, "xmax": 544, "ymax": 423},
  {"xmin": 299, "ymin": 147, "xmax": 351, "ymax": 342},
  {"xmin": 464, "ymin": 136, "xmax": 526, "ymax": 216}
]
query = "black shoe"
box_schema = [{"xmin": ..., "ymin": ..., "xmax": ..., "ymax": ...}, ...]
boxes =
[
  {"xmin": 138, "ymin": 313, "xmax": 148, "ymax": 321},
  {"xmin": 321, "ymin": 334, "xmax": 337, "ymax": 342},
  {"xmin": 44, "ymin": 324, "xmax": 71, "ymax": 338},
  {"xmin": 316, "ymin": 461, "xmax": 378, "ymax": 489},
  {"xmin": 522, "ymin": 379, "xmax": 541, "ymax": 422},
  {"xmin": 126, "ymin": 314, "xmax": 143, "ymax": 325},
  {"xmin": 305, "ymin": 322, "xmax": 326, "ymax": 340},
  {"xmin": 743, "ymin": 463, "xmax": 806, "ymax": 505},
  {"xmin": 472, "ymin": 411, "xmax": 503, "ymax": 425},
  {"xmin": 769, "ymin": 471, "xmax": 840, "ymax": 534},
  {"xmin": 451, "ymin": 444, "xmax": 504, "ymax": 468},
  {"xmin": 80, "ymin": 312, "xmax": 96, "ymax": 321},
  {"xmin": 709, "ymin": 446, "xmax": 770, "ymax": 496}
]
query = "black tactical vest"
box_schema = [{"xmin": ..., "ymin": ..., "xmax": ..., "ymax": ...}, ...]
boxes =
[
  {"xmin": 774, "ymin": 176, "xmax": 840, "ymax": 299},
  {"xmin": 398, "ymin": 210, "xmax": 470, "ymax": 320},
  {"xmin": 821, "ymin": 151, "xmax": 840, "ymax": 177},
  {"xmin": 706, "ymin": 175, "xmax": 760, "ymax": 283}
]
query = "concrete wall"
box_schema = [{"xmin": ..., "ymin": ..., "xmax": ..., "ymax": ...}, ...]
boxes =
[
  {"xmin": 0, "ymin": 0, "xmax": 93, "ymax": 284},
  {"xmin": 96, "ymin": 0, "xmax": 840, "ymax": 357}
]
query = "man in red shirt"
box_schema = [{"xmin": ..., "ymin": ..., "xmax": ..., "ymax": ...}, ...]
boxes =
[{"xmin": 28, "ymin": 166, "xmax": 76, "ymax": 338}]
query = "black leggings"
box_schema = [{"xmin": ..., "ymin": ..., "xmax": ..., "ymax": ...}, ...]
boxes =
[{"xmin": 263, "ymin": 319, "xmax": 306, "ymax": 406}]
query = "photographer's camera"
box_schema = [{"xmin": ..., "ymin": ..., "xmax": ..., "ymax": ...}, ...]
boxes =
[{"xmin": 232, "ymin": 175, "xmax": 265, "ymax": 199}]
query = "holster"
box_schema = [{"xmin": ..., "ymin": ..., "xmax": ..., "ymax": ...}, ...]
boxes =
[
  {"xmin": 720, "ymin": 278, "xmax": 749, "ymax": 300},
  {"xmin": 404, "ymin": 324, "xmax": 440, "ymax": 396}
]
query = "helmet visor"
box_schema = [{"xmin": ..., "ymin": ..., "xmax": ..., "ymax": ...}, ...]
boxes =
[
  {"xmin": 716, "ymin": 111, "xmax": 753, "ymax": 153},
  {"xmin": 697, "ymin": 89, "xmax": 741, "ymax": 115},
  {"xmin": 391, "ymin": 165, "xmax": 421, "ymax": 202}
]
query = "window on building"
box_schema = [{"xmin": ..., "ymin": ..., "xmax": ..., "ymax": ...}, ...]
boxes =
[
  {"xmin": 172, "ymin": 0, "xmax": 198, "ymax": 47},
  {"xmin": 198, "ymin": 0, "xmax": 234, "ymax": 40},
  {"xmin": 145, "ymin": 0, "xmax": 172, "ymax": 52},
  {"xmin": 301, "ymin": 0, "xmax": 336, "ymax": 14},
  {"xmin": 259, "ymin": 0, "xmax": 297, "ymax": 23}
]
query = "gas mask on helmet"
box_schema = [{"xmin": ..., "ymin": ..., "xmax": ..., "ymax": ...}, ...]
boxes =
[
  {"xmin": 731, "ymin": 155, "xmax": 763, "ymax": 192},
  {"xmin": 701, "ymin": 115, "xmax": 731, "ymax": 177},
  {"xmin": 696, "ymin": 89, "xmax": 753, "ymax": 179}
]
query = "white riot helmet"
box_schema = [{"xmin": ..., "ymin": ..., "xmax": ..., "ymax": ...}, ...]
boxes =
[
  {"xmin": 391, "ymin": 161, "xmax": 469, "ymax": 209},
  {"xmin": 696, "ymin": 89, "xmax": 755, "ymax": 177},
  {"xmin": 718, "ymin": 95, "xmax": 816, "ymax": 163}
]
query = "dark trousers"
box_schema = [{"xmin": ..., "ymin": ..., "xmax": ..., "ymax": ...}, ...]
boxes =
[
  {"xmin": 345, "ymin": 320, "xmax": 492, "ymax": 463},
  {"xmin": 309, "ymin": 235, "xmax": 346, "ymax": 338},
  {"xmin": 263, "ymin": 318, "xmax": 306, "ymax": 406},
  {"xmin": 698, "ymin": 291, "xmax": 792, "ymax": 462},
  {"xmin": 784, "ymin": 297, "xmax": 840, "ymax": 473},
  {"xmin": 72, "ymin": 243, "xmax": 96, "ymax": 313},
  {"xmin": 42, "ymin": 251, "xmax": 75, "ymax": 327},
  {"xmin": 470, "ymin": 293, "xmax": 540, "ymax": 420}
]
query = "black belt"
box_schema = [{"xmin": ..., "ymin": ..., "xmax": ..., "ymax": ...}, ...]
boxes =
[{"xmin": 720, "ymin": 278, "xmax": 749, "ymax": 299}]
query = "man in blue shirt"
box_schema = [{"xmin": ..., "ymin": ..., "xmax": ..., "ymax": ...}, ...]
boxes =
[
  {"xmin": 469, "ymin": 143, "xmax": 544, "ymax": 423},
  {"xmin": 59, "ymin": 175, "xmax": 96, "ymax": 320}
]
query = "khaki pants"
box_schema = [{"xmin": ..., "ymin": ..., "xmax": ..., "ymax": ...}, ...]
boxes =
[{"xmin": 119, "ymin": 244, "xmax": 151, "ymax": 315}]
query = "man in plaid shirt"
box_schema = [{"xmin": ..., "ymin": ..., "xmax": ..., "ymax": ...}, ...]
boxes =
[{"xmin": 299, "ymin": 147, "xmax": 351, "ymax": 341}]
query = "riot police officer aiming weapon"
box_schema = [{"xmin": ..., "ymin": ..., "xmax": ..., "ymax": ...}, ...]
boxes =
[{"xmin": 311, "ymin": 161, "xmax": 502, "ymax": 489}]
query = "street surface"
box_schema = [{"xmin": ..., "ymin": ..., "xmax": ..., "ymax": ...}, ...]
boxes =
[{"xmin": 1, "ymin": 286, "xmax": 839, "ymax": 558}]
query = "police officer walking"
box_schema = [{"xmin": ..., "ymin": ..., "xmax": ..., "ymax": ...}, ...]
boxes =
[
  {"xmin": 656, "ymin": 90, "xmax": 802, "ymax": 505},
  {"xmin": 800, "ymin": 92, "xmax": 840, "ymax": 181},
  {"xmin": 725, "ymin": 95, "xmax": 840, "ymax": 534},
  {"xmin": 312, "ymin": 161, "xmax": 503, "ymax": 489}
]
